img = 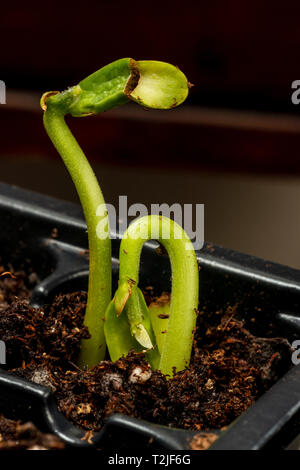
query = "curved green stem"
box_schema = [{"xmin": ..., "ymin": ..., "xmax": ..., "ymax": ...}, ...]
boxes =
[
  {"xmin": 43, "ymin": 107, "xmax": 111, "ymax": 368},
  {"xmin": 148, "ymin": 298, "xmax": 170, "ymax": 354},
  {"xmin": 42, "ymin": 58, "xmax": 190, "ymax": 370},
  {"xmin": 106, "ymin": 215, "xmax": 199, "ymax": 377}
]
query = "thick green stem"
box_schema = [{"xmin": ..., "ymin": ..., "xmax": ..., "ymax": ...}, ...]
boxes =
[
  {"xmin": 148, "ymin": 298, "xmax": 170, "ymax": 354},
  {"xmin": 111, "ymin": 215, "xmax": 199, "ymax": 377},
  {"xmin": 42, "ymin": 58, "xmax": 190, "ymax": 370},
  {"xmin": 43, "ymin": 106, "xmax": 111, "ymax": 367}
]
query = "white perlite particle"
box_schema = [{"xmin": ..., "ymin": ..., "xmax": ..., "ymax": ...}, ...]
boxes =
[
  {"xmin": 129, "ymin": 366, "xmax": 152, "ymax": 384},
  {"xmin": 102, "ymin": 373, "xmax": 123, "ymax": 391}
]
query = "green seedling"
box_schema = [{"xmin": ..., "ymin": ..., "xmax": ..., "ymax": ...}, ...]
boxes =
[
  {"xmin": 41, "ymin": 58, "xmax": 196, "ymax": 373},
  {"xmin": 104, "ymin": 215, "xmax": 199, "ymax": 377}
]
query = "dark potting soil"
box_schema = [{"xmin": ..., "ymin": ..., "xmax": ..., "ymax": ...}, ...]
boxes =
[
  {"xmin": 0, "ymin": 414, "xmax": 64, "ymax": 450},
  {"xmin": 0, "ymin": 265, "xmax": 67, "ymax": 449},
  {"xmin": 0, "ymin": 264, "xmax": 38, "ymax": 309},
  {"xmin": 0, "ymin": 270, "xmax": 292, "ymax": 437}
]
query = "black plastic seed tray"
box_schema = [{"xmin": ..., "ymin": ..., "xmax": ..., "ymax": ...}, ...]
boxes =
[{"xmin": 0, "ymin": 183, "xmax": 299, "ymax": 450}]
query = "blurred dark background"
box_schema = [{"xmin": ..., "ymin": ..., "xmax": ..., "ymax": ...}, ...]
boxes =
[{"xmin": 1, "ymin": 0, "xmax": 300, "ymax": 267}]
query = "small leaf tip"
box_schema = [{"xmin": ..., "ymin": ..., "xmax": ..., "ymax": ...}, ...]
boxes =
[{"xmin": 40, "ymin": 91, "xmax": 60, "ymax": 111}]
